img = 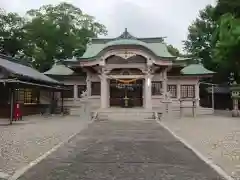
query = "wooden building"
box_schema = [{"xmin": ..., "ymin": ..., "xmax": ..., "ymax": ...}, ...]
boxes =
[
  {"xmin": 44, "ymin": 29, "xmax": 214, "ymax": 115},
  {"xmin": 0, "ymin": 54, "xmax": 66, "ymax": 123}
]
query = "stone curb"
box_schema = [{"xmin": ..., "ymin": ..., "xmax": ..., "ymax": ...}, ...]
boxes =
[
  {"xmin": 8, "ymin": 120, "xmax": 94, "ymax": 180},
  {"xmin": 156, "ymin": 119, "xmax": 234, "ymax": 180}
]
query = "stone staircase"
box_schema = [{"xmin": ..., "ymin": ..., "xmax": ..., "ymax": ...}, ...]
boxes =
[
  {"xmin": 197, "ymin": 107, "xmax": 214, "ymax": 115},
  {"xmin": 69, "ymin": 105, "xmax": 214, "ymax": 121},
  {"xmin": 96, "ymin": 108, "xmax": 156, "ymax": 121},
  {"xmin": 69, "ymin": 107, "xmax": 81, "ymax": 116}
]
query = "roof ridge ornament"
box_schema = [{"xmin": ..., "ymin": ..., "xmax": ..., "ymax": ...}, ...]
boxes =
[{"xmin": 116, "ymin": 28, "xmax": 137, "ymax": 40}]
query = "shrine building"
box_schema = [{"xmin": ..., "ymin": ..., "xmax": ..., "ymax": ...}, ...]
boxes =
[{"xmin": 45, "ymin": 29, "xmax": 214, "ymax": 111}]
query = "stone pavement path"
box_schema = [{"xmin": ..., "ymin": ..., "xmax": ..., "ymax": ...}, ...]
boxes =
[
  {"xmin": 162, "ymin": 115, "xmax": 240, "ymax": 179},
  {"xmin": 18, "ymin": 120, "xmax": 225, "ymax": 180},
  {"xmin": 0, "ymin": 116, "xmax": 90, "ymax": 177}
]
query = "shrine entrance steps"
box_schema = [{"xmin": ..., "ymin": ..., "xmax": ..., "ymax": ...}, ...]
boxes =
[{"xmin": 96, "ymin": 108, "xmax": 157, "ymax": 121}]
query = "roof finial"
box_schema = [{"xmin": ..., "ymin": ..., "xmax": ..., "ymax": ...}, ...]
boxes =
[
  {"xmin": 116, "ymin": 28, "xmax": 136, "ymax": 39},
  {"xmin": 123, "ymin": 28, "xmax": 128, "ymax": 38}
]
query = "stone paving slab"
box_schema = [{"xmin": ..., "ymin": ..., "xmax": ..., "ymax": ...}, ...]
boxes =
[
  {"xmin": 162, "ymin": 115, "xmax": 240, "ymax": 179},
  {"xmin": 0, "ymin": 115, "xmax": 90, "ymax": 176},
  {"xmin": 18, "ymin": 121, "xmax": 225, "ymax": 180}
]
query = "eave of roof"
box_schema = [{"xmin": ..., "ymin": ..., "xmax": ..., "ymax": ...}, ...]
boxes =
[
  {"xmin": 44, "ymin": 63, "xmax": 74, "ymax": 76},
  {"xmin": 181, "ymin": 64, "xmax": 215, "ymax": 75},
  {"xmin": 0, "ymin": 79, "xmax": 66, "ymax": 90},
  {"xmin": 0, "ymin": 54, "xmax": 61, "ymax": 85}
]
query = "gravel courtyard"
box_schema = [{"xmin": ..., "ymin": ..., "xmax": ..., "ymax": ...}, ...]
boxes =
[
  {"xmin": 0, "ymin": 115, "xmax": 90, "ymax": 177},
  {"xmin": 162, "ymin": 115, "xmax": 240, "ymax": 179},
  {"xmin": 18, "ymin": 120, "xmax": 224, "ymax": 180}
]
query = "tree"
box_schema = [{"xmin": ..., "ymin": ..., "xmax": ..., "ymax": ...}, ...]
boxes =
[
  {"xmin": 211, "ymin": 0, "xmax": 240, "ymax": 83},
  {"xmin": 21, "ymin": 3, "xmax": 107, "ymax": 71},
  {"xmin": 184, "ymin": 5, "xmax": 216, "ymax": 71},
  {"xmin": 213, "ymin": 13, "xmax": 240, "ymax": 82},
  {"xmin": 183, "ymin": 5, "xmax": 232, "ymax": 83},
  {"xmin": 214, "ymin": 0, "xmax": 240, "ymax": 19},
  {"xmin": 0, "ymin": 9, "xmax": 25, "ymax": 56}
]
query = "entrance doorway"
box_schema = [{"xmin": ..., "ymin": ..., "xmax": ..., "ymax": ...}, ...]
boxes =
[{"xmin": 110, "ymin": 79, "xmax": 143, "ymax": 107}]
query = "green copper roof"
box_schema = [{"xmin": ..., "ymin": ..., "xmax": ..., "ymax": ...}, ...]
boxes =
[
  {"xmin": 82, "ymin": 43, "xmax": 105, "ymax": 59},
  {"xmin": 106, "ymin": 39, "xmax": 147, "ymax": 47},
  {"xmin": 81, "ymin": 39, "xmax": 174, "ymax": 59},
  {"xmin": 80, "ymin": 29, "xmax": 174, "ymax": 59},
  {"xmin": 147, "ymin": 42, "xmax": 175, "ymax": 58},
  {"xmin": 44, "ymin": 63, "xmax": 74, "ymax": 75},
  {"xmin": 181, "ymin": 64, "xmax": 215, "ymax": 75}
]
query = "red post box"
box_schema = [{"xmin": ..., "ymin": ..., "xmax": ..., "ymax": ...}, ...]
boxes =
[{"xmin": 14, "ymin": 103, "xmax": 22, "ymax": 121}]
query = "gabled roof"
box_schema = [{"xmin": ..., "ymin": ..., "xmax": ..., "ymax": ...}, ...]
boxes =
[
  {"xmin": 79, "ymin": 28, "xmax": 175, "ymax": 60},
  {"xmin": 44, "ymin": 62, "xmax": 74, "ymax": 75},
  {"xmin": 0, "ymin": 54, "xmax": 61, "ymax": 84},
  {"xmin": 181, "ymin": 64, "xmax": 215, "ymax": 75}
]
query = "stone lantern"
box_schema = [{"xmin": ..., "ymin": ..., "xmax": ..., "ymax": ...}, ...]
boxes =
[
  {"xmin": 161, "ymin": 91, "xmax": 172, "ymax": 119},
  {"xmin": 80, "ymin": 90, "xmax": 91, "ymax": 120},
  {"xmin": 230, "ymin": 83, "xmax": 240, "ymax": 117}
]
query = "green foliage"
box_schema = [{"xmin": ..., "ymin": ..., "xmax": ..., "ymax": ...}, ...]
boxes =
[
  {"xmin": 184, "ymin": 1, "xmax": 240, "ymax": 83},
  {"xmin": 0, "ymin": 3, "xmax": 107, "ymax": 72},
  {"xmin": 184, "ymin": 5, "xmax": 216, "ymax": 71},
  {"xmin": 0, "ymin": 9, "xmax": 25, "ymax": 56},
  {"xmin": 22, "ymin": 3, "xmax": 107, "ymax": 72},
  {"xmin": 214, "ymin": 0, "xmax": 240, "ymax": 19},
  {"xmin": 213, "ymin": 13, "xmax": 240, "ymax": 82}
]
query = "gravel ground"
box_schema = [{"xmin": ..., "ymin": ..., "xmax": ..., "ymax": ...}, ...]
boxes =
[
  {"xmin": 162, "ymin": 115, "xmax": 240, "ymax": 179},
  {"xmin": 18, "ymin": 120, "xmax": 224, "ymax": 180},
  {"xmin": 0, "ymin": 115, "xmax": 90, "ymax": 176}
]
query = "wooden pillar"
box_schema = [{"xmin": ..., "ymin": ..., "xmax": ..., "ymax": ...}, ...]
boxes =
[
  {"xmin": 86, "ymin": 73, "xmax": 91, "ymax": 97},
  {"xmin": 100, "ymin": 74, "xmax": 108, "ymax": 109},
  {"xmin": 74, "ymin": 84, "xmax": 78, "ymax": 100},
  {"xmin": 51, "ymin": 91, "xmax": 54, "ymax": 114},
  {"xmin": 180, "ymin": 99, "xmax": 183, "ymax": 118},
  {"xmin": 144, "ymin": 74, "xmax": 152, "ymax": 109},
  {"xmin": 211, "ymin": 85, "xmax": 215, "ymax": 111},
  {"xmin": 61, "ymin": 90, "xmax": 64, "ymax": 114},
  {"xmin": 162, "ymin": 68, "xmax": 168, "ymax": 95},
  {"xmin": 192, "ymin": 99, "xmax": 196, "ymax": 117},
  {"xmin": 195, "ymin": 82, "xmax": 200, "ymax": 107},
  {"xmin": 9, "ymin": 87, "xmax": 14, "ymax": 125},
  {"xmin": 177, "ymin": 83, "xmax": 181, "ymax": 100}
]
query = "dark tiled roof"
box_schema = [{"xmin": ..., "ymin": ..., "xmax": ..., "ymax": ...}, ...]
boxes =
[{"xmin": 0, "ymin": 55, "xmax": 61, "ymax": 84}]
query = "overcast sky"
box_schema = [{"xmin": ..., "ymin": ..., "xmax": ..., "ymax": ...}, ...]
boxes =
[{"xmin": 0, "ymin": 0, "xmax": 216, "ymax": 51}]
